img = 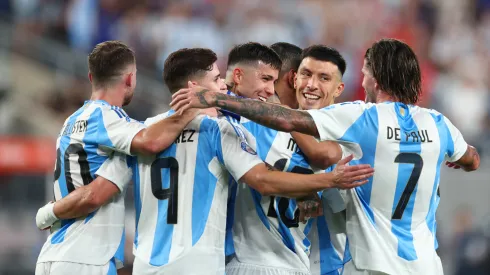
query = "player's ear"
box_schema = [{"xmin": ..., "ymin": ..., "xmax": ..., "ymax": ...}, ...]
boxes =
[
  {"xmin": 125, "ymin": 73, "xmax": 133, "ymax": 87},
  {"xmin": 232, "ymin": 68, "xmax": 242, "ymax": 85},
  {"xmin": 293, "ymin": 72, "xmax": 298, "ymax": 89},
  {"xmin": 334, "ymin": 82, "xmax": 345, "ymax": 98},
  {"xmin": 88, "ymin": 73, "xmax": 93, "ymax": 83},
  {"xmin": 287, "ymin": 70, "xmax": 295, "ymax": 89}
]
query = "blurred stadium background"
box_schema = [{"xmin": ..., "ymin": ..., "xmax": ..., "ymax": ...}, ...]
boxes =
[{"xmin": 0, "ymin": 0, "xmax": 489, "ymax": 274}]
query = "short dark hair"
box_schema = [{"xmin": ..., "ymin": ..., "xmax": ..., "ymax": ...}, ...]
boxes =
[
  {"xmin": 270, "ymin": 42, "xmax": 302, "ymax": 77},
  {"xmin": 301, "ymin": 45, "xmax": 347, "ymax": 76},
  {"xmin": 364, "ymin": 38, "xmax": 421, "ymax": 105},
  {"xmin": 163, "ymin": 48, "xmax": 217, "ymax": 94},
  {"xmin": 88, "ymin": 41, "xmax": 135, "ymax": 88},
  {"xmin": 227, "ymin": 42, "xmax": 282, "ymax": 71}
]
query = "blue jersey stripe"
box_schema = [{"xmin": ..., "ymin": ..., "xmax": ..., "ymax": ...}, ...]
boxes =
[
  {"xmin": 96, "ymin": 108, "xmax": 117, "ymax": 149},
  {"xmin": 51, "ymin": 105, "xmax": 86, "ymax": 244},
  {"xmin": 225, "ymin": 179, "xmax": 238, "ymax": 256},
  {"xmin": 242, "ymin": 122, "xmax": 277, "ymax": 231},
  {"xmin": 339, "ymin": 106, "xmax": 378, "ymax": 226},
  {"xmin": 133, "ymin": 160, "xmax": 142, "ymax": 249},
  {"xmin": 426, "ymin": 113, "xmax": 448, "ymax": 249},
  {"xmin": 317, "ymin": 216, "xmax": 344, "ymax": 274},
  {"xmin": 250, "ymin": 189, "xmax": 271, "ymax": 230},
  {"xmin": 84, "ymin": 109, "xmax": 110, "ymax": 179},
  {"xmin": 391, "ymin": 103, "xmax": 419, "ymax": 261},
  {"xmin": 191, "ymin": 119, "xmax": 220, "ymax": 245},
  {"xmin": 149, "ymin": 144, "xmax": 177, "ymax": 266},
  {"xmin": 111, "ymin": 106, "xmax": 123, "ymax": 118}
]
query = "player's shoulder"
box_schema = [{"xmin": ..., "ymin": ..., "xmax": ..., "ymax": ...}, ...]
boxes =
[
  {"xmin": 409, "ymin": 105, "xmax": 448, "ymax": 122},
  {"xmin": 85, "ymin": 100, "xmax": 132, "ymax": 121},
  {"xmin": 319, "ymin": 100, "xmax": 373, "ymax": 112},
  {"xmin": 144, "ymin": 111, "xmax": 173, "ymax": 126}
]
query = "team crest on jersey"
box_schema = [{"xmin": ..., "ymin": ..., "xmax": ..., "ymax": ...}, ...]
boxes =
[{"xmin": 241, "ymin": 141, "xmax": 257, "ymax": 155}]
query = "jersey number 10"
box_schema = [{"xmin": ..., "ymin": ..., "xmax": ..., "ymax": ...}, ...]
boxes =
[{"xmin": 267, "ymin": 158, "xmax": 314, "ymax": 228}]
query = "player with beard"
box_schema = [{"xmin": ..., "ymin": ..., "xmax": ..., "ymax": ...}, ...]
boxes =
[{"xmin": 35, "ymin": 41, "xmax": 201, "ymax": 275}]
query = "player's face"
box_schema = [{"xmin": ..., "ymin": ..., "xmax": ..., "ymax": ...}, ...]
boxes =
[
  {"xmin": 236, "ymin": 62, "xmax": 278, "ymax": 101},
  {"xmin": 295, "ymin": 58, "xmax": 344, "ymax": 110},
  {"xmin": 362, "ymin": 59, "xmax": 376, "ymax": 103},
  {"xmin": 123, "ymin": 64, "xmax": 137, "ymax": 106},
  {"xmin": 196, "ymin": 62, "xmax": 227, "ymax": 93}
]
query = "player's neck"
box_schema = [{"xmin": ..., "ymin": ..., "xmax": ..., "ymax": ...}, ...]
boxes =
[
  {"xmin": 376, "ymin": 91, "xmax": 397, "ymax": 104},
  {"xmin": 91, "ymin": 88, "xmax": 124, "ymax": 107}
]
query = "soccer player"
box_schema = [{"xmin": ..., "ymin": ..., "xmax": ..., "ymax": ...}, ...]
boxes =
[
  {"xmin": 224, "ymin": 42, "xmax": 281, "ymax": 102},
  {"xmin": 35, "ymin": 41, "xmax": 201, "ymax": 275},
  {"xmin": 292, "ymin": 46, "xmax": 351, "ymax": 275},
  {"xmin": 269, "ymin": 42, "xmax": 302, "ymax": 109},
  {"xmin": 40, "ymin": 47, "xmax": 374, "ymax": 275},
  {"xmin": 170, "ymin": 38, "xmax": 481, "ymax": 275},
  {"xmin": 226, "ymin": 45, "xmax": 350, "ymax": 275}
]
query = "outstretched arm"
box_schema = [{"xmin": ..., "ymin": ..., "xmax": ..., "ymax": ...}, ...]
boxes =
[
  {"xmin": 171, "ymin": 88, "xmax": 320, "ymax": 137},
  {"xmin": 446, "ymin": 145, "xmax": 480, "ymax": 172},
  {"xmin": 239, "ymin": 155, "xmax": 374, "ymax": 198},
  {"xmin": 131, "ymin": 109, "xmax": 199, "ymax": 155}
]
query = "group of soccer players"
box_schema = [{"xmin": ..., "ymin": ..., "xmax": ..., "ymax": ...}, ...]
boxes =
[{"xmin": 33, "ymin": 38, "xmax": 480, "ymax": 275}]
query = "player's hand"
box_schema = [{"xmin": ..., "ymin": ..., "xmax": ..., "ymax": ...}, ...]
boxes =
[
  {"xmin": 297, "ymin": 193, "xmax": 323, "ymax": 224},
  {"xmin": 331, "ymin": 155, "xmax": 374, "ymax": 189},
  {"xmin": 170, "ymin": 81, "xmax": 217, "ymax": 114},
  {"xmin": 445, "ymin": 161, "xmax": 461, "ymax": 169},
  {"xmin": 36, "ymin": 201, "xmax": 59, "ymax": 230}
]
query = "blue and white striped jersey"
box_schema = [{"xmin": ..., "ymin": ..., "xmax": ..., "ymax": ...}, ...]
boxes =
[
  {"xmin": 97, "ymin": 112, "xmax": 263, "ymax": 275},
  {"xmin": 308, "ymin": 182, "xmax": 352, "ymax": 275},
  {"xmin": 229, "ymin": 118, "xmax": 318, "ymax": 272},
  {"xmin": 37, "ymin": 100, "xmax": 144, "ymax": 267},
  {"xmin": 308, "ymin": 101, "xmax": 468, "ymax": 274}
]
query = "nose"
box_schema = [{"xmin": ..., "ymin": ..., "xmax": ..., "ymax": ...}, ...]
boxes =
[
  {"xmin": 264, "ymin": 82, "xmax": 275, "ymax": 97},
  {"xmin": 306, "ymin": 76, "xmax": 319, "ymax": 91},
  {"xmin": 219, "ymin": 78, "xmax": 227, "ymax": 92}
]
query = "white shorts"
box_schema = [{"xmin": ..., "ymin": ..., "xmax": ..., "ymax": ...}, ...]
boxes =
[
  {"xmin": 342, "ymin": 261, "xmax": 388, "ymax": 275},
  {"xmin": 133, "ymin": 253, "xmax": 225, "ymax": 275},
  {"xmin": 226, "ymin": 257, "xmax": 309, "ymax": 275},
  {"xmin": 35, "ymin": 258, "xmax": 116, "ymax": 275}
]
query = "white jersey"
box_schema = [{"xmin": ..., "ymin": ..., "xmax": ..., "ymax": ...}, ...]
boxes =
[
  {"xmin": 228, "ymin": 118, "xmax": 318, "ymax": 273},
  {"xmin": 308, "ymin": 101, "xmax": 468, "ymax": 274},
  {"xmin": 96, "ymin": 111, "xmax": 263, "ymax": 275},
  {"xmin": 37, "ymin": 100, "xmax": 144, "ymax": 267}
]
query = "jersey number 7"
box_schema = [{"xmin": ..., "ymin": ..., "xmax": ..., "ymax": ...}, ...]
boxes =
[
  {"xmin": 151, "ymin": 157, "xmax": 179, "ymax": 224},
  {"xmin": 392, "ymin": 153, "xmax": 424, "ymax": 220}
]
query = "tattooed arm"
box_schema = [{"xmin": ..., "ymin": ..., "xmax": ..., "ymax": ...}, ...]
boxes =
[
  {"xmin": 200, "ymin": 90, "xmax": 320, "ymax": 137},
  {"xmin": 449, "ymin": 145, "xmax": 480, "ymax": 172}
]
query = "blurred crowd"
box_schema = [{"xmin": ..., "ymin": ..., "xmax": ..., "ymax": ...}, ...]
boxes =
[
  {"xmin": 0, "ymin": 1, "xmax": 490, "ymax": 274},
  {"xmin": 2, "ymin": 0, "xmax": 490, "ymax": 152}
]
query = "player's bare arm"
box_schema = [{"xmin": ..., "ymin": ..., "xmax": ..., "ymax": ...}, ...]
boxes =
[
  {"xmin": 36, "ymin": 177, "xmax": 119, "ymax": 230},
  {"xmin": 446, "ymin": 145, "xmax": 480, "ymax": 172},
  {"xmin": 131, "ymin": 108, "xmax": 200, "ymax": 155},
  {"xmin": 239, "ymin": 155, "xmax": 373, "ymax": 198},
  {"xmin": 171, "ymin": 87, "xmax": 320, "ymax": 137},
  {"xmin": 291, "ymin": 132, "xmax": 342, "ymax": 169}
]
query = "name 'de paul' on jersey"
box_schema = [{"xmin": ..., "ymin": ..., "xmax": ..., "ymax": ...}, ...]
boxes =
[{"xmin": 387, "ymin": 126, "xmax": 433, "ymax": 143}]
